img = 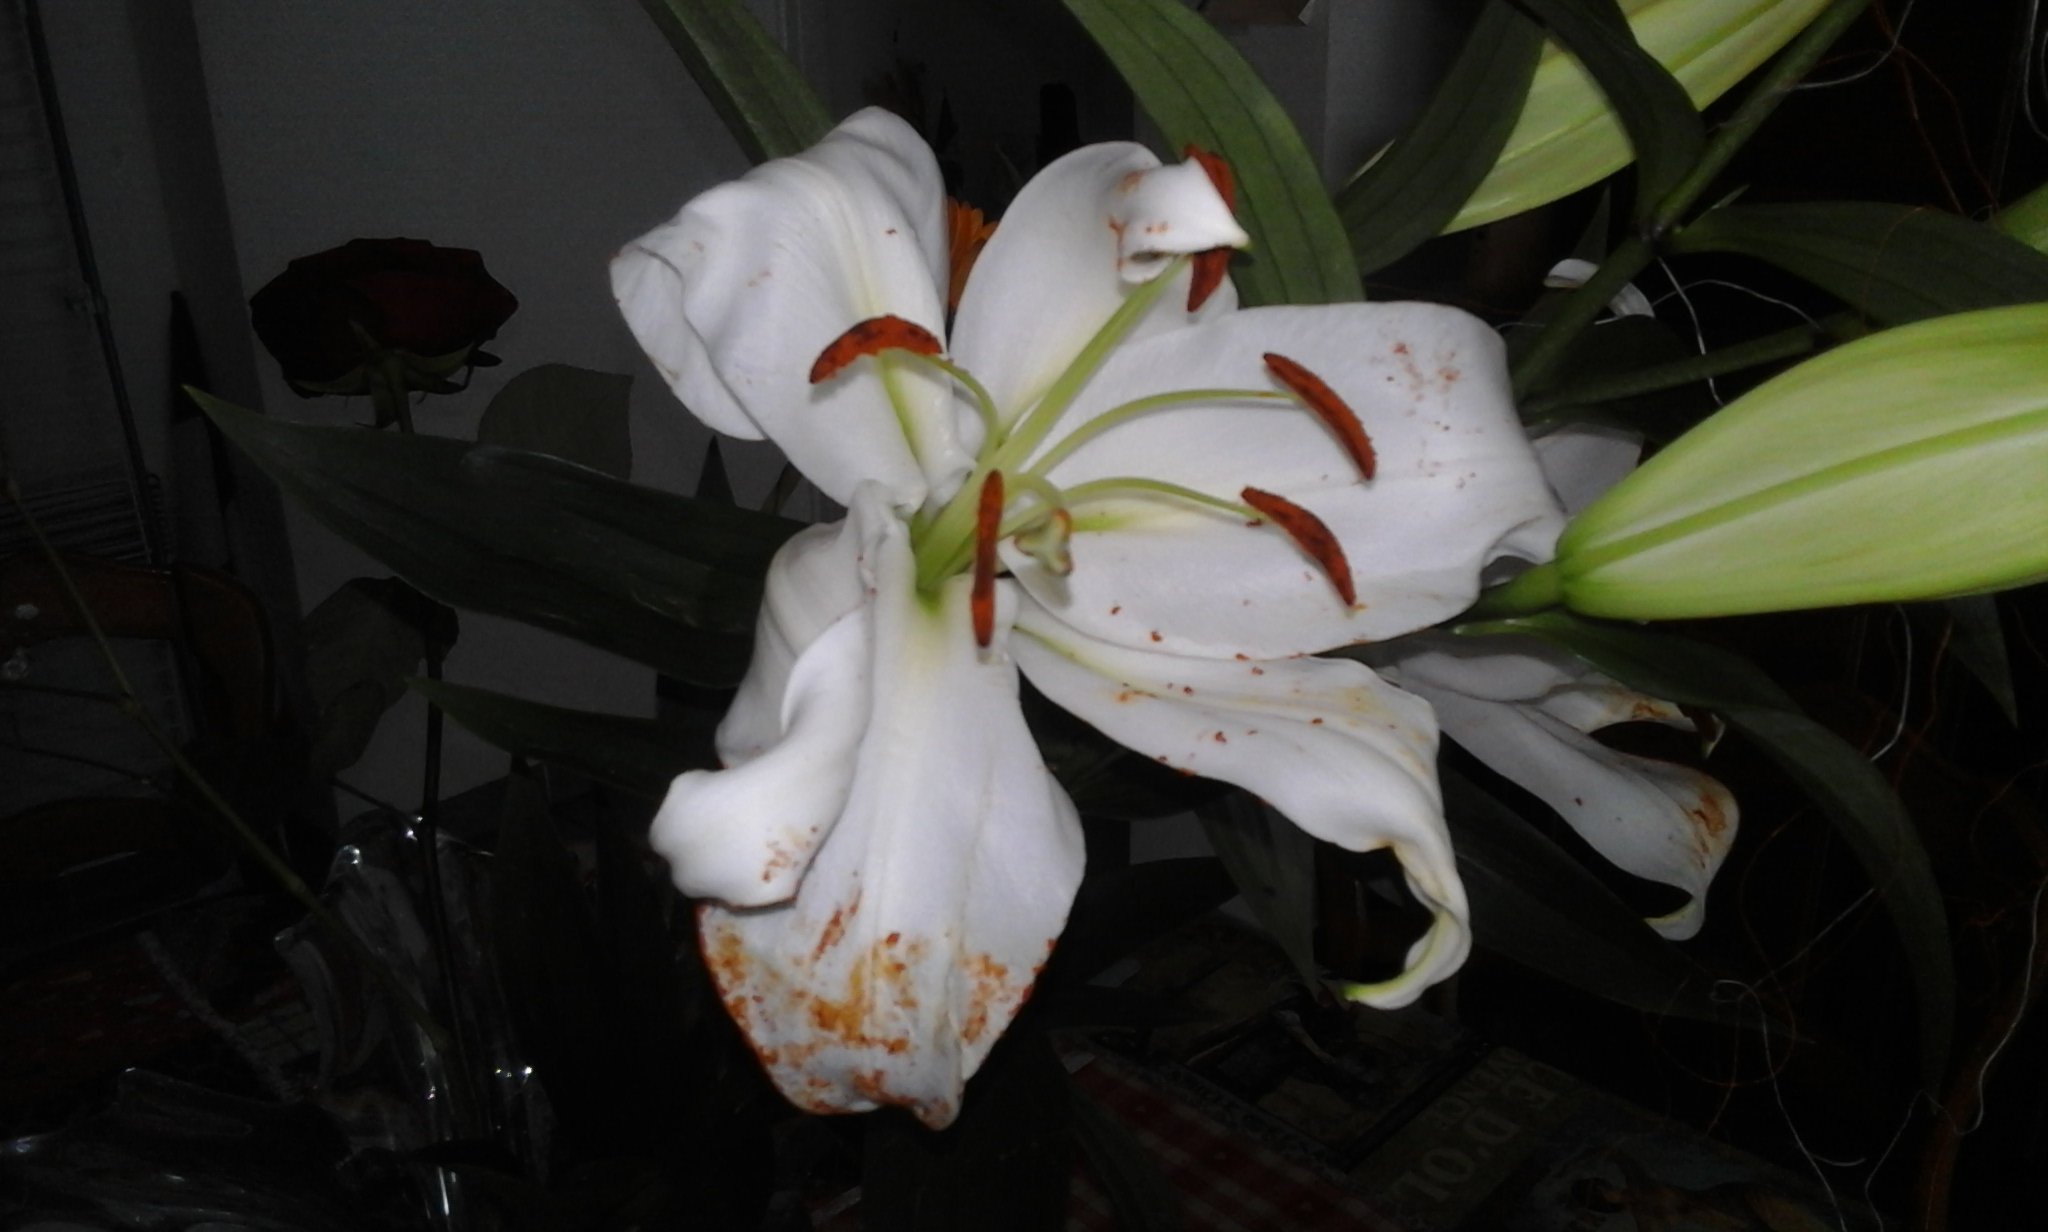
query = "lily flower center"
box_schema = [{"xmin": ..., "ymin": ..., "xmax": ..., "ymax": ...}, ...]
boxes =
[{"xmin": 808, "ymin": 253, "xmax": 1375, "ymax": 641}]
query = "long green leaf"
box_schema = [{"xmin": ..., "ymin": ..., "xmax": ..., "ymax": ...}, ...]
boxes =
[
  {"xmin": 411, "ymin": 678, "xmax": 708, "ymax": 798},
  {"xmin": 1337, "ymin": 0, "xmax": 1545, "ymax": 276},
  {"xmin": 1672, "ymin": 202, "xmax": 2048, "ymax": 324},
  {"xmin": 636, "ymin": 0, "xmax": 831, "ymax": 163},
  {"xmin": 1063, "ymin": 0, "xmax": 1360, "ymax": 305},
  {"xmin": 1443, "ymin": 769, "xmax": 1746, "ymax": 1028},
  {"xmin": 198, "ymin": 392, "xmax": 798, "ymax": 687},
  {"xmin": 1463, "ymin": 612, "xmax": 1954, "ymax": 1085},
  {"xmin": 1518, "ymin": 0, "xmax": 1704, "ymax": 222}
]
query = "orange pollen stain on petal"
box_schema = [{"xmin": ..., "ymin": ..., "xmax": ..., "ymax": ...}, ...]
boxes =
[
  {"xmin": 1264, "ymin": 352, "xmax": 1376, "ymax": 481},
  {"xmin": 972, "ymin": 470, "xmax": 1004, "ymax": 648},
  {"xmin": 809, "ymin": 315, "xmax": 943, "ymax": 384},
  {"xmin": 1242, "ymin": 486, "xmax": 1357, "ymax": 606}
]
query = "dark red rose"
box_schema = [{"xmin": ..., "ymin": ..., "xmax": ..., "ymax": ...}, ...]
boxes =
[{"xmin": 249, "ymin": 238, "xmax": 518, "ymax": 395}]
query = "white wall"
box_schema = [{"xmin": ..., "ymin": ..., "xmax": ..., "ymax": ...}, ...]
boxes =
[
  {"xmin": 41, "ymin": 0, "xmax": 1453, "ymax": 822},
  {"xmin": 187, "ymin": 0, "xmax": 798, "ymax": 810}
]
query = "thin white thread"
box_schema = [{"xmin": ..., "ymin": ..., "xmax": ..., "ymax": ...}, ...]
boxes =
[
  {"xmin": 1718, "ymin": 978, "xmax": 1851, "ymax": 1230},
  {"xmin": 1648, "ymin": 277, "xmax": 1823, "ymax": 330},
  {"xmin": 1869, "ymin": 607, "xmax": 1914, "ymax": 763},
  {"xmin": 1651, "ymin": 259, "xmax": 1722, "ymax": 405},
  {"xmin": 1862, "ymin": 1092, "xmax": 1925, "ymax": 1232},
  {"xmin": 2023, "ymin": 0, "xmax": 2048, "ymax": 143},
  {"xmin": 1767, "ymin": 887, "xmax": 1878, "ymax": 985},
  {"xmin": 1963, "ymin": 876, "xmax": 2047, "ymax": 1134},
  {"xmin": 1798, "ymin": 0, "xmax": 1919, "ymax": 91}
]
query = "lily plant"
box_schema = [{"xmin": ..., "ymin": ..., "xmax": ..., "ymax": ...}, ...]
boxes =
[{"xmin": 613, "ymin": 107, "xmax": 1634, "ymax": 1128}]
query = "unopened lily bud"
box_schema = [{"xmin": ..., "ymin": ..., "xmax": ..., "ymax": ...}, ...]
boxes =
[
  {"xmin": 1448, "ymin": 0, "xmax": 1831, "ymax": 233},
  {"xmin": 1509, "ymin": 303, "xmax": 2048, "ymax": 618}
]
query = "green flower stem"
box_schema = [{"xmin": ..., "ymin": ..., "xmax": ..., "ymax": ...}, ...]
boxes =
[
  {"xmin": 1521, "ymin": 314, "xmax": 1852, "ymax": 422},
  {"xmin": 369, "ymin": 351, "xmax": 416, "ymax": 434},
  {"xmin": 376, "ymin": 378, "xmax": 471, "ymax": 1122},
  {"xmin": 0, "ymin": 468, "xmax": 455, "ymax": 1060},
  {"xmin": 1462, "ymin": 561, "xmax": 1564, "ymax": 619},
  {"xmin": 1510, "ymin": 0, "xmax": 1873, "ymax": 400}
]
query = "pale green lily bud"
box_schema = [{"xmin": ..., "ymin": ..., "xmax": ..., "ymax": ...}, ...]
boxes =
[
  {"xmin": 1487, "ymin": 303, "xmax": 2048, "ymax": 619},
  {"xmin": 1447, "ymin": 0, "xmax": 1831, "ymax": 233}
]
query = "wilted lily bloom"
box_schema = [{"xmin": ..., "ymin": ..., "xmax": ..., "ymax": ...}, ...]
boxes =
[
  {"xmin": 1370, "ymin": 424, "xmax": 1738, "ymax": 940},
  {"xmin": 612, "ymin": 108, "xmax": 1562, "ymax": 1128}
]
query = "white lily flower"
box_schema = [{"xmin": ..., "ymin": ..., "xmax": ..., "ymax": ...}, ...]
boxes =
[
  {"xmin": 612, "ymin": 108, "xmax": 1563, "ymax": 1127},
  {"xmin": 1371, "ymin": 425, "xmax": 1738, "ymax": 940},
  {"xmin": 1371, "ymin": 628, "xmax": 1736, "ymax": 940}
]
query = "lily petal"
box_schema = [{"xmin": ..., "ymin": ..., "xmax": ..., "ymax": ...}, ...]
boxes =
[
  {"xmin": 652, "ymin": 493, "xmax": 896, "ymax": 905},
  {"xmin": 685, "ymin": 485, "xmax": 1084, "ymax": 1129},
  {"xmin": 950, "ymin": 144, "xmax": 1246, "ymax": 424},
  {"xmin": 1378, "ymin": 633, "xmax": 1736, "ymax": 939},
  {"xmin": 1011, "ymin": 304, "xmax": 1562, "ymax": 657},
  {"xmin": 1531, "ymin": 422, "xmax": 1643, "ymax": 518},
  {"xmin": 611, "ymin": 109, "xmax": 963, "ymax": 508},
  {"xmin": 1012, "ymin": 606, "xmax": 1467, "ymax": 1006}
]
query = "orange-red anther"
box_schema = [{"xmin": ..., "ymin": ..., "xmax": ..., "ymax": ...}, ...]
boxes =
[
  {"xmin": 971, "ymin": 471, "xmax": 1005, "ymax": 648},
  {"xmin": 1188, "ymin": 251, "xmax": 1230, "ymax": 314},
  {"xmin": 1182, "ymin": 145, "xmax": 1236, "ymax": 314},
  {"xmin": 1264, "ymin": 353, "xmax": 1376, "ymax": 481},
  {"xmin": 1241, "ymin": 486, "xmax": 1356, "ymax": 607},
  {"xmin": 1183, "ymin": 145, "xmax": 1235, "ymax": 211},
  {"xmin": 946, "ymin": 198, "xmax": 996, "ymax": 314},
  {"xmin": 809, "ymin": 315, "xmax": 944, "ymax": 384}
]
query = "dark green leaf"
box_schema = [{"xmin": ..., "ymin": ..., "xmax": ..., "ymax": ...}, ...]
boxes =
[
  {"xmin": 1069, "ymin": 1076, "xmax": 1184, "ymax": 1232},
  {"xmin": 1671, "ymin": 202, "xmax": 2048, "ymax": 325},
  {"xmin": 1196, "ymin": 793, "xmax": 1318, "ymax": 987},
  {"xmin": 1518, "ymin": 0, "xmax": 1704, "ymax": 223},
  {"xmin": 1443, "ymin": 768, "xmax": 1746, "ymax": 1028},
  {"xmin": 476, "ymin": 363, "xmax": 634, "ymax": 481},
  {"xmin": 1931, "ymin": 596, "xmax": 2019, "ymax": 726},
  {"xmin": 411, "ymin": 678, "xmax": 708, "ymax": 799},
  {"xmin": 303, "ymin": 576, "xmax": 457, "ymax": 779},
  {"xmin": 1063, "ymin": 0, "xmax": 1361, "ymax": 305},
  {"xmin": 862, "ymin": 1032, "xmax": 1072, "ymax": 1232},
  {"xmin": 635, "ymin": 0, "xmax": 831, "ymax": 164},
  {"xmin": 197, "ymin": 391, "xmax": 798, "ymax": 687},
  {"xmin": 1463, "ymin": 611, "xmax": 1954, "ymax": 1084},
  {"xmin": 1337, "ymin": 0, "xmax": 1545, "ymax": 275}
]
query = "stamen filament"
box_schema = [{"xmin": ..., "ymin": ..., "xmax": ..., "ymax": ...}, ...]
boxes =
[
  {"xmin": 913, "ymin": 255, "xmax": 1189, "ymax": 590},
  {"xmin": 1061, "ymin": 477, "xmax": 1256, "ymax": 522},
  {"xmin": 903, "ymin": 351, "xmax": 1002, "ymax": 443},
  {"xmin": 990, "ymin": 254, "xmax": 1190, "ymax": 471},
  {"xmin": 1023, "ymin": 388, "xmax": 1288, "ymax": 483}
]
